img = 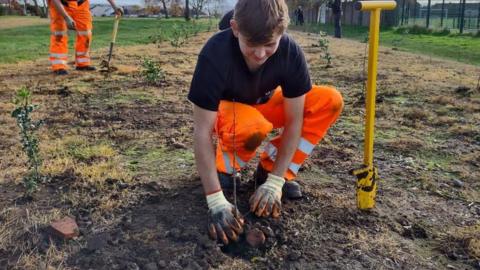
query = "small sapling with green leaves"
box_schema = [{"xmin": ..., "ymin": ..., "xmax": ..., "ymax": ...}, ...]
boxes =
[
  {"xmin": 315, "ymin": 31, "xmax": 333, "ymax": 68},
  {"xmin": 11, "ymin": 87, "xmax": 44, "ymax": 194},
  {"xmin": 142, "ymin": 58, "xmax": 166, "ymax": 86}
]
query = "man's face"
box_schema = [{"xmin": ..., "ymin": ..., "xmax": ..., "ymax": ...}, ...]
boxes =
[{"xmin": 231, "ymin": 20, "xmax": 282, "ymax": 71}]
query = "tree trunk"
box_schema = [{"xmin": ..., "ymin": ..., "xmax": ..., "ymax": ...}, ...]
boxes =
[
  {"xmin": 425, "ymin": 0, "xmax": 431, "ymax": 28},
  {"xmin": 161, "ymin": 0, "xmax": 169, "ymax": 18},
  {"xmin": 185, "ymin": 0, "xmax": 190, "ymax": 21},
  {"xmin": 31, "ymin": 0, "xmax": 42, "ymax": 17},
  {"xmin": 41, "ymin": 0, "xmax": 48, "ymax": 17}
]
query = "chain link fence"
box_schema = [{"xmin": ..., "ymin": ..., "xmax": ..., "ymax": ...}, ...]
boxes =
[{"xmin": 290, "ymin": 0, "xmax": 480, "ymax": 33}]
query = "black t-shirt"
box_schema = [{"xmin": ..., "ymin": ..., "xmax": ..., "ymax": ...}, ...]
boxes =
[
  {"xmin": 188, "ymin": 29, "xmax": 312, "ymax": 111},
  {"xmin": 218, "ymin": 10, "xmax": 233, "ymax": 30}
]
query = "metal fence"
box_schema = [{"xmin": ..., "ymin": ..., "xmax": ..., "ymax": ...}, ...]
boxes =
[{"xmin": 293, "ymin": 0, "xmax": 480, "ymax": 33}]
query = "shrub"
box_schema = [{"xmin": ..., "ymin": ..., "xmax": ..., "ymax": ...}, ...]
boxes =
[
  {"xmin": 11, "ymin": 87, "xmax": 44, "ymax": 194},
  {"xmin": 317, "ymin": 31, "xmax": 333, "ymax": 68},
  {"xmin": 394, "ymin": 25, "xmax": 433, "ymax": 35},
  {"xmin": 433, "ymin": 27, "xmax": 451, "ymax": 36},
  {"xmin": 169, "ymin": 24, "xmax": 187, "ymax": 48},
  {"xmin": 141, "ymin": 58, "xmax": 165, "ymax": 85}
]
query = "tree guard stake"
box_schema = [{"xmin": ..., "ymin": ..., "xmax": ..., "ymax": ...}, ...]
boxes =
[{"xmin": 351, "ymin": 1, "xmax": 396, "ymax": 210}]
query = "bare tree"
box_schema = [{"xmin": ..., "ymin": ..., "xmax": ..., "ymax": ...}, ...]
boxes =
[
  {"xmin": 205, "ymin": 0, "xmax": 221, "ymax": 17},
  {"xmin": 191, "ymin": 0, "xmax": 209, "ymax": 19},
  {"xmin": 144, "ymin": 0, "xmax": 162, "ymax": 15},
  {"xmin": 159, "ymin": 0, "xmax": 170, "ymax": 18},
  {"xmin": 185, "ymin": 0, "xmax": 190, "ymax": 20},
  {"xmin": 41, "ymin": 0, "xmax": 47, "ymax": 17},
  {"xmin": 31, "ymin": 0, "xmax": 46, "ymax": 17}
]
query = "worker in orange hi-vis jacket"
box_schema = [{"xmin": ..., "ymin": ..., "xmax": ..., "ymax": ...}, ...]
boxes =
[{"xmin": 48, "ymin": 0, "xmax": 123, "ymax": 75}]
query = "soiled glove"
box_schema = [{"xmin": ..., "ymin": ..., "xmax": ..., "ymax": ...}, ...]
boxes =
[
  {"xmin": 250, "ymin": 173, "xmax": 285, "ymax": 218},
  {"xmin": 206, "ymin": 191, "xmax": 244, "ymax": 244}
]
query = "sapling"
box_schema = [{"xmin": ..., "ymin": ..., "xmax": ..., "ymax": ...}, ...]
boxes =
[
  {"xmin": 317, "ymin": 31, "xmax": 333, "ymax": 68},
  {"xmin": 141, "ymin": 58, "xmax": 165, "ymax": 85},
  {"xmin": 11, "ymin": 87, "xmax": 43, "ymax": 194},
  {"xmin": 169, "ymin": 24, "xmax": 187, "ymax": 48}
]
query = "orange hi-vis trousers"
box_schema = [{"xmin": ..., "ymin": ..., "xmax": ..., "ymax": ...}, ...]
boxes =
[
  {"xmin": 48, "ymin": 0, "xmax": 92, "ymax": 71},
  {"xmin": 215, "ymin": 85, "xmax": 343, "ymax": 180}
]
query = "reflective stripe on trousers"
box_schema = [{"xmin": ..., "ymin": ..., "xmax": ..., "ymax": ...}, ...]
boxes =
[
  {"xmin": 214, "ymin": 85, "xmax": 343, "ymax": 180},
  {"xmin": 48, "ymin": 0, "xmax": 92, "ymax": 70}
]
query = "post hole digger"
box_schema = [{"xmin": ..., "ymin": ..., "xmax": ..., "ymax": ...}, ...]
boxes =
[
  {"xmin": 350, "ymin": 1, "xmax": 396, "ymax": 210},
  {"xmin": 100, "ymin": 14, "xmax": 121, "ymax": 72}
]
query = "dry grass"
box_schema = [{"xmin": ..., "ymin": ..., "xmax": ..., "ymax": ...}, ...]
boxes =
[
  {"xmin": 438, "ymin": 224, "xmax": 480, "ymax": 261},
  {"xmin": 40, "ymin": 135, "xmax": 131, "ymax": 186},
  {"xmin": 403, "ymin": 108, "xmax": 431, "ymax": 122},
  {"xmin": 345, "ymin": 230, "xmax": 427, "ymax": 266},
  {"xmin": 0, "ymin": 16, "xmax": 49, "ymax": 30},
  {"xmin": 0, "ymin": 206, "xmax": 70, "ymax": 270},
  {"xmin": 385, "ymin": 137, "xmax": 425, "ymax": 153},
  {"xmin": 448, "ymin": 125, "xmax": 479, "ymax": 137},
  {"xmin": 432, "ymin": 116, "xmax": 458, "ymax": 126},
  {"xmin": 429, "ymin": 96, "xmax": 456, "ymax": 106}
]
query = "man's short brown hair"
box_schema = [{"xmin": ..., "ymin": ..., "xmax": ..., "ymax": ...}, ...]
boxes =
[{"xmin": 233, "ymin": 0, "xmax": 290, "ymax": 45}]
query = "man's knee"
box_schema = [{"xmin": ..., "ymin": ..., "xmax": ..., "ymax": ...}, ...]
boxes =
[
  {"xmin": 307, "ymin": 85, "xmax": 344, "ymax": 116},
  {"xmin": 217, "ymin": 102, "xmax": 273, "ymax": 151}
]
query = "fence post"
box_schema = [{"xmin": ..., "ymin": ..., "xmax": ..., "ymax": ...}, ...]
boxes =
[
  {"xmin": 440, "ymin": 0, "xmax": 445, "ymax": 27},
  {"xmin": 477, "ymin": 2, "xmax": 480, "ymax": 29},
  {"xmin": 401, "ymin": 0, "xmax": 406, "ymax": 25},
  {"xmin": 426, "ymin": 0, "xmax": 431, "ymax": 28},
  {"xmin": 459, "ymin": 0, "xmax": 466, "ymax": 33}
]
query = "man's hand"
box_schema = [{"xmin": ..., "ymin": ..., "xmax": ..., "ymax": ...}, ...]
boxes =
[
  {"xmin": 207, "ymin": 191, "xmax": 244, "ymax": 244},
  {"xmin": 64, "ymin": 16, "xmax": 76, "ymax": 30},
  {"xmin": 113, "ymin": 5, "xmax": 124, "ymax": 16},
  {"xmin": 250, "ymin": 173, "xmax": 285, "ymax": 218}
]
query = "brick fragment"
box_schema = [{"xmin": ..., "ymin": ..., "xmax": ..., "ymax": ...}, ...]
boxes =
[{"xmin": 50, "ymin": 216, "xmax": 79, "ymax": 239}]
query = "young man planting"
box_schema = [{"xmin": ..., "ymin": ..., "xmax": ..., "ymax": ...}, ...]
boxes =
[{"xmin": 188, "ymin": 0, "xmax": 343, "ymax": 244}]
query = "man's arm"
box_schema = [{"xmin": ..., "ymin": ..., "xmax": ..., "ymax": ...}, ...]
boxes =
[
  {"xmin": 271, "ymin": 95, "xmax": 305, "ymax": 177},
  {"xmin": 51, "ymin": 0, "xmax": 76, "ymax": 30},
  {"xmin": 106, "ymin": 0, "xmax": 124, "ymax": 15},
  {"xmin": 249, "ymin": 94, "xmax": 305, "ymax": 217},
  {"xmin": 192, "ymin": 104, "xmax": 221, "ymax": 194},
  {"xmin": 193, "ymin": 104, "xmax": 244, "ymax": 244}
]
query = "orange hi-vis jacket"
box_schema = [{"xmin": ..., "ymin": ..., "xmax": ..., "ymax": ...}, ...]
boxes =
[
  {"xmin": 48, "ymin": 0, "xmax": 92, "ymax": 70},
  {"xmin": 215, "ymin": 85, "xmax": 344, "ymax": 180}
]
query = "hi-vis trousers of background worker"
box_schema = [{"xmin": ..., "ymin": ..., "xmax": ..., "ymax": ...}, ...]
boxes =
[
  {"xmin": 215, "ymin": 85, "xmax": 344, "ymax": 180},
  {"xmin": 49, "ymin": 0, "xmax": 92, "ymax": 71}
]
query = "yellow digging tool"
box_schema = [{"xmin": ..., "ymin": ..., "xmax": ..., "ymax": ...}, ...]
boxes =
[
  {"xmin": 351, "ymin": 1, "xmax": 396, "ymax": 210},
  {"xmin": 101, "ymin": 15, "xmax": 121, "ymax": 72}
]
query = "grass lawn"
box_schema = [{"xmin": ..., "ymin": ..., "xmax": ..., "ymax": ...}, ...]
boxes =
[
  {"xmin": 0, "ymin": 17, "xmax": 217, "ymax": 63},
  {"xmin": 290, "ymin": 23, "xmax": 480, "ymax": 66}
]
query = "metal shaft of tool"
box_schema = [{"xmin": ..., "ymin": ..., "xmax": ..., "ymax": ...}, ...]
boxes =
[
  {"xmin": 232, "ymin": 99, "xmax": 239, "ymax": 214},
  {"xmin": 355, "ymin": 1, "xmax": 396, "ymax": 168},
  {"xmin": 107, "ymin": 15, "xmax": 120, "ymax": 65}
]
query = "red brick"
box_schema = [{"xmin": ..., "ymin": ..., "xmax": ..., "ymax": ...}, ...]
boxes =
[{"xmin": 49, "ymin": 216, "xmax": 79, "ymax": 239}]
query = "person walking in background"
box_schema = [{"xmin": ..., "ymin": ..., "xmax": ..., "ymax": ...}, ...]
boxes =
[
  {"xmin": 48, "ymin": 0, "xmax": 124, "ymax": 75},
  {"xmin": 294, "ymin": 5, "xmax": 304, "ymax": 26},
  {"xmin": 328, "ymin": 0, "xmax": 342, "ymax": 38}
]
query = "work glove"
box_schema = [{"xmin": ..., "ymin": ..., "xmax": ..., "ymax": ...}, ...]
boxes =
[
  {"xmin": 250, "ymin": 173, "xmax": 285, "ymax": 218},
  {"xmin": 64, "ymin": 16, "xmax": 76, "ymax": 30},
  {"xmin": 206, "ymin": 190, "xmax": 244, "ymax": 244},
  {"xmin": 113, "ymin": 6, "xmax": 124, "ymax": 16}
]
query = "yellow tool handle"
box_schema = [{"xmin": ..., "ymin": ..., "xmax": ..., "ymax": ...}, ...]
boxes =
[
  {"xmin": 112, "ymin": 15, "xmax": 120, "ymax": 43},
  {"xmin": 355, "ymin": 1, "xmax": 396, "ymax": 11}
]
